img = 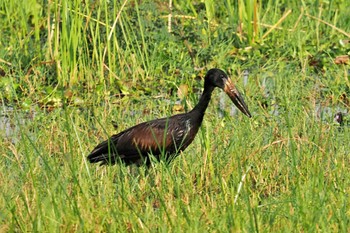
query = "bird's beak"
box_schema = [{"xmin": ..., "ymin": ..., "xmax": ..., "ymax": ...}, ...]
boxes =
[{"xmin": 224, "ymin": 78, "xmax": 252, "ymax": 118}]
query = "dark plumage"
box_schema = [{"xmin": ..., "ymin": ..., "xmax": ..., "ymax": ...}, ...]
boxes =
[{"xmin": 87, "ymin": 69, "xmax": 251, "ymax": 166}]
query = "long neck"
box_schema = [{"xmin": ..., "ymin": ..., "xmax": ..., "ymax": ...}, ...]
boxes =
[{"xmin": 190, "ymin": 84, "xmax": 215, "ymax": 117}]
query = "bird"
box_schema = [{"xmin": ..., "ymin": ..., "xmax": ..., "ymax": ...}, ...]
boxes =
[
  {"xmin": 334, "ymin": 112, "xmax": 349, "ymax": 128},
  {"xmin": 87, "ymin": 68, "xmax": 251, "ymax": 166},
  {"xmin": 334, "ymin": 112, "xmax": 344, "ymax": 126}
]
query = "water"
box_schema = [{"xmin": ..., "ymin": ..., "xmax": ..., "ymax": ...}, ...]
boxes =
[
  {"xmin": 0, "ymin": 105, "xmax": 36, "ymax": 144},
  {"xmin": 0, "ymin": 106, "xmax": 14, "ymax": 140}
]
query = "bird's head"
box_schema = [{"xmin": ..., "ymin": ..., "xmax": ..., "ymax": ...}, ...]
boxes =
[{"xmin": 205, "ymin": 68, "xmax": 252, "ymax": 118}]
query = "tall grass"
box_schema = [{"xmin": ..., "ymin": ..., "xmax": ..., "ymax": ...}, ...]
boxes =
[{"xmin": 1, "ymin": 0, "xmax": 350, "ymax": 232}]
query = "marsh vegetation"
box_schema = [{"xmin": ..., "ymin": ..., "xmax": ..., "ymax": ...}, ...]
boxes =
[{"xmin": 1, "ymin": 0, "xmax": 349, "ymax": 232}]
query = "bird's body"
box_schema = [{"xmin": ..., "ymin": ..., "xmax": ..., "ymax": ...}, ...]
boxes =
[
  {"xmin": 88, "ymin": 111, "xmax": 202, "ymax": 165},
  {"xmin": 87, "ymin": 69, "xmax": 251, "ymax": 166}
]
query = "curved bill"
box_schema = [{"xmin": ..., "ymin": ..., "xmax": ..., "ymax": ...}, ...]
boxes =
[{"xmin": 224, "ymin": 78, "xmax": 252, "ymax": 118}]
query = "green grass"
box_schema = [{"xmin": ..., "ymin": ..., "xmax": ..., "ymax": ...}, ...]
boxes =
[{"xmin": 1, "ymin": 0, "xmax": 350, "ymax": 232}]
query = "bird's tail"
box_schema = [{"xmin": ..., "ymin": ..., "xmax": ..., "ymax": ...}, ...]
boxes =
[{"xmin": 87, "ymin": 140, "xmax": 116, "ymax": 165}]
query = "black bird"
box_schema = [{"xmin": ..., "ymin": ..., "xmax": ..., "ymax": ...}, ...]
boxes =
[
  {"xmin": 334, "ymin": 112, "xmax": 344, "ymax": 126},
  {"xmin": 87, "ymin": 69, "xmax": 251, "ymax": 166}
]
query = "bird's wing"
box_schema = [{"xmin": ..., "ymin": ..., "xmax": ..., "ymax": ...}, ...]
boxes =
[
  {"xmin": 117, "ymin": 118, "xmax": 173, "ymax": 154},
  {"xmin": 125, "ymin": 114, "xmax": 198, "ymax": 153},
  {"xmin": 87, "ymin": 117, "xmax": 176, "ymax": 164}
]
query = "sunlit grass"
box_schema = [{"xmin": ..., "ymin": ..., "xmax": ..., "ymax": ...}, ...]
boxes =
[{"xmin": 1, "ymin": 0, "xmax": 350, "ymax": 232}]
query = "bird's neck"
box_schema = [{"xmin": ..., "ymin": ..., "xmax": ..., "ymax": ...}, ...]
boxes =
[{"xmin": 190, "ymin": 84, "xmax": 214, "ymax": 117}]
